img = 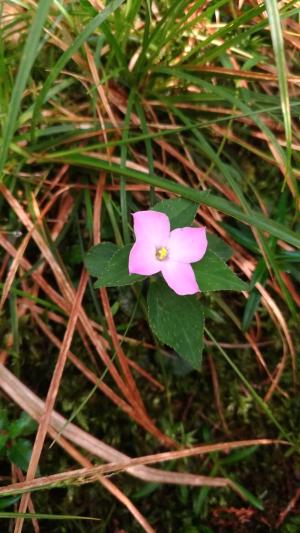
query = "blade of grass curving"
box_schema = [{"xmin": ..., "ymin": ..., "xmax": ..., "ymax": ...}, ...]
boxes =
[
  {"xmin": 265, "ymin": 0, "xmax": 297, "ymax": 197},
  {"xmin": 40, "ymin": 152, "xmax": 300, "ymax": 249},
  {"xmin": 0, "ymin": 0, "xmax": 53, "ymax": 177},
  {"xmin": 30, "ymin": 0, "xmax": 125, "ymax": 140}
]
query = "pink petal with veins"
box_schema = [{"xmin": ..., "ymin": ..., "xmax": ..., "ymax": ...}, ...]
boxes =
[
  {"xmin": 129, "ymin": 241, "xmax": 161, "ymax": 276},
  {"xmin": 132, "ymin": 210, "xmax": 170, "ymax": 247},
  {"xmin": 161, "ymin": 261, "xmax": 199, "ymax": 295},
  {"xmin": 168, "ymin": 227, "xmax": 207, "ymax": 263}
]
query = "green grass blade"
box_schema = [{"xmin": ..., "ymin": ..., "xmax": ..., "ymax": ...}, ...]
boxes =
[
  {"xmin": 229, "ymin": 482, "xmax": 264, "ymax": 511},
  {"xmin": 41, "ymin": 152, "xmax": 300, "ymax": 249},
  {"xmin": 0, "ymin": 512, "xmax": 99, "ymax": 521},
  {"xmin": 26, "ymin": 99, "xmax": 300, "ymax": 160},
  {"xmin": 133, "ymin": 0, "xmax": 188, "ymax": 75},
  {"xmin": 265, "ymin": 0, "xmax": 297, "ymax": 197},
  {"xmin": 101, "ymin": 21, "xmax": 127, "ymax": 71},
  {"xmin": 176, "ymin": 4, "xmax": 265, "ymax": 65},
  {"xmin": 0, "ymin": 0, "xmax": 53, "ymax": 177},
  {"xmin": 0, "ymin": 283, "xmax": 65, "ymax": 315},
  {"xmin": 30, "ymin": 0, "xmax": 125, "ymax": 139}
]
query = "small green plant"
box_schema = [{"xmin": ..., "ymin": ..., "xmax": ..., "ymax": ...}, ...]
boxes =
[
  {"xmin": 85, "ymin": 198, "xmax": 248, "ymax": 370},
  {"xmin": 0, "ymin": 409, "xmax": 36, "ymax": 472},
  {"xmin": 0, "ymin": 409, "xmax": 37, "ymax": 511}
]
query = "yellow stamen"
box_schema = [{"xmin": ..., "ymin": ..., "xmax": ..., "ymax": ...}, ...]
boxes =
[{"xmin": 156, "ymin": 246, "xmax": 168, "ymax": 261}]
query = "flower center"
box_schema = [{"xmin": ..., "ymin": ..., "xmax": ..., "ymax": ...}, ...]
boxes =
[{"xmin": 156, "ymin": 246, "xmax": 168, "ymax": 261}]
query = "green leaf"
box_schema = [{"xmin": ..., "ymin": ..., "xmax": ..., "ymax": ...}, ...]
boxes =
[
  {"xmin": 0, "ymin": 410, "xmax": 8, "ymax": 430},
  {"xmin": 9, "ymin": 412, "xmax": 37, "ymax": 438},
  {"xmin": 207, "ymin": 233, "xmax": 232, "ymax": 261},
  {"xmin": 147, "ymin": 279, "xmax": 204, "ymax": 370},
  {"xmin": 94, "ymin": 244, "xmax": 144, "ymax": 287},
  {"xmin": 7, "ymin": 439, "xmax": 32, "ymax": 471},
  {"xmin": 84, "ymin": 242, "xmax": 118, "ymax": 278},
  {"xmin": 193, "ymin": 250, "xmax": 248, "ymax": 292},
  {"xmin": 153, "ymin": 198, "xmax": 198, "ymax": 229}
]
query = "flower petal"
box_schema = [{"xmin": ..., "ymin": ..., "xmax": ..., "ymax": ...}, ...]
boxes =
[
  {"xmin": 161, "ymin": 261, "xmax": 199, "ymax": 295},
  {"xmin": 128, "ymin": 241, "xmax": 161, "ymax": 276},
  {"xmin": 132, "ymin": 210, "xmax": 170, "ymax": 246},
  {"xmin": 168, "ymin": 227, "xmax": 207, "ymax": 263}
]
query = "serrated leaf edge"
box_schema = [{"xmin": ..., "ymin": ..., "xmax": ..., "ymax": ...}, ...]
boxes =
[
  {"xmin": 147, "ymin": 281, "xmax": 204, "ymax": 370},
  {"xmin": 94, "ymin": 244, "xmax": 145, "ymax": 287},
  {"xmin": 195, "ymin": 249, "xmax": 249, "ymax": 292}
]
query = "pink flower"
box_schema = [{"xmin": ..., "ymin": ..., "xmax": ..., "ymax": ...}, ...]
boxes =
[{"xmin": 128, "ymin": 210, "xmax": 207, "ymax": 295}]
